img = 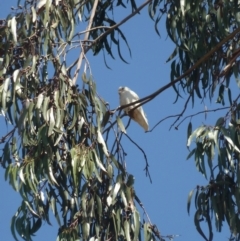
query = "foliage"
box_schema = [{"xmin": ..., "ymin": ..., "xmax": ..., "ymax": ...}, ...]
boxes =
[
  {"xmin": 149, "ymin": 0, "xmax": 240, "ymax": 104},
  {"xmin": 149, "ymin": 0, "xmax": 240, "ymax": 240},
  {"xmin": 2, "ymin": 0, "xmax": 240, "ymax": 240},
  {"xmin": 87, "ymin": 0, "xmax": 240, "ymax": 240},
  {"xmin": 0, "ymin": 0, "xmax": 160, "ymax": 241}
]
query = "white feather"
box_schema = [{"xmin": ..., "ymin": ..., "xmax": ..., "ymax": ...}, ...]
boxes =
[{"xmin": 118, "ymin": 87, "xmax": 149, "ymax": 131}]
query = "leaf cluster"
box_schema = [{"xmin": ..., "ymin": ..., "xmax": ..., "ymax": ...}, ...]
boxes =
[
  {"xmin": 187, "ymin": 104, "xmax": 240, "ymax": 240},
  {"xmin": 150, "ymin": 0, "xmax": 240, "ymax": 105},
  {"xmin": 0, "ymin": 1, "xmax": 166, "ymax": 241}
]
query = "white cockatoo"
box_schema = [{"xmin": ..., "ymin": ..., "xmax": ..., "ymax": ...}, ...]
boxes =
[{"xmin": 118, "ymin": 87, "xmax": 149, "ymax": 131}]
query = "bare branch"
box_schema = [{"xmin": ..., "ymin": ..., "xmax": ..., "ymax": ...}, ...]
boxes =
[
  {"xmin": 170, "ymin": 94, "xmax": 192, "ymax": 130},
  {"xmin": 135, "ymin": 194, "xmax": 152, "ymax": 225},
  {"xmin": 124, "ymin": 133, "xmax": 152, "ymax": 183},
  {"xmin": 72, "ymin": 0, "xmax": 152, "ymax": 85},
  {"xmin": 92, "ymin": 0, "xmax": 152, "ymax": 45},
  {"xmin": 176, "ymin": 106, "xmax": 230, "ymax": 128},
  {"xmin": 72, "ymin": 0, "xmax": 99, "ymax": 85}
]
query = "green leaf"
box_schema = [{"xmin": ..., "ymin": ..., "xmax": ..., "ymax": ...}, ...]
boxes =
[
  {"xmin": 11, "ymin": 213, "xmax": 19, "ymax": 241},
  {"xmin": 133, "ymin": 210, "xmax": 140, "ymax": 241},
  {"xmin": 110, "ymin": 155, "xmax": 125, "ymax": 174},
  {"xmin": 144, "ymin": 223, "xmax": 151, "ymax": 241},
  {"xmin": 166, "ymin": 47, "xmax": 178, "ymax": 63},
  {"xmin": 2, "ymin": 77, "xmax": 10, "ymax": 113},
  {"xmin": 116, "ymin": 116, "xmax": 126, "ymax": 134},
  {"xmin": 154, "ymin": 13, "xmax": 162, "ymax": 36},
  {"xmin": 215, "ymin": 117, "xmax": 224, "ymax": 127},
  {"xmin": 24, "ymin": 201, "xmax": 40, "ymax": 218},
  {"xmin": 10, "ymin": 17, "xmax": 17, "ymax": 43},
  {"xmin": 82, "ymin": 222, "xmax": 90, "ymax": 240},
  {"xmin": 216, "ymin": 84, "xmax": 225, "ymax": 105},
  {"xmin": 186, "ymin": 148, "xmax": 196, "ymax": 160},
  {"xmin": 187, "ymin": 189, "xmax": 194, "ymax": 215},
  {"xmin": 67, "ymin": 18, "xmax": 75, "ymax": 41},
  {"xmin": 96, "ymin": 195, "xmax": 102, "ymax": 222},
  {"xmin": 92, "ymin": 149, "xmax": 106, "ymax": 173},
  {"xmin": 30, "ymin": 218, "xmax": 42, "ymax": 235},
  {"xmin": 170, "ymin": 60, "xmax": 180, "ymax": 97},
  {"xmin": 101, "ymin": 110, "xmax": 110, "ymax": 128},
  {"xmin": 227, "ymin": 88, "xmax": 232, "ymax": 106},
  {"xmin": 124, "ymin": 220, "xmax": 131, "ymax": 241},
  {"xmin": 194, "ymin": 210, "xmax": 208, "ymax": 241},
  {"xmin": 112, "ymin": 182, "xmax": 121, "ymax": 204},
  {"xmin": 187, "ymin": 121, "xmax": 192, "ymax": 140},
  {"xmin": 117, "ymin": 28, "xmax": 132, "ymax": 58},
  {"xmin": 187, "ymin": 126, "xmax": 206, "ymax": 147},
  {"xmin": 221, "ymin": 127, "xmax": 240, "ymax": 154},
  {"xmin": 47, "ymin": 107, "xmax": 55, "ymax": 136},
  {"xmin": 97, "ymin": 130, "xmax": 109, "ymax": 157},
  {"xmin": 42, "ymin": 96, "xmax": 50, "ymax": 121},
  {"xmin": 104, "ymin": 39, "xmax": 115, "ymax": 59},
  {"xmin": 117, "ymin": 40, "xmax": 129, "ymax": 64}
]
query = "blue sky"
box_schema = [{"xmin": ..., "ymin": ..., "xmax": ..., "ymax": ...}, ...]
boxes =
[{"xmin": 0, "ymin": 1, "xmax": 232, "ymax": 241}]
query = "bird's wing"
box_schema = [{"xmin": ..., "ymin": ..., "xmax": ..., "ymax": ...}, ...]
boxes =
[
  {"xmin": 126, "ymin": 88, "xmax": 139, "ymax": 102},
  {"xmin": 129, "ymin": 107, "xmax": 149, "ymax": 131}
]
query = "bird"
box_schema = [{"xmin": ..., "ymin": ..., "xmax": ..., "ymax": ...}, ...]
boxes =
[{"xmin": 118, "ymin": 86, "xmax": 149, "ymax": 131}]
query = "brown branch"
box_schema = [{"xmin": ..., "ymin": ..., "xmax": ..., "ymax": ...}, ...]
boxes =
[
  {"xmin": 72, "ymin": 0, "xmax": 152, "ymax": 85},
  {"xmin": 219, "ymin": 48, "xmax": 240, "ymax": 78},
  {"xmin": 115, "ymin": 26, "xmax": 240, "ymax": 113},
  {"xmin": 92, "ymin": 0, "xmax": 152, "ymax": 45}
]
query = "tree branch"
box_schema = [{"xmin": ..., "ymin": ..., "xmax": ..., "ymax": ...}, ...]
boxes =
[
  {"xmin": 124, "ymin": 133, "xmax": 152, "ymax": 183},
  {"xmin": 72, "ymin": 0, "xmax": 99, "ymax": 85},
  {"xmin": 176, "ymin": 106, "xmax": 230, "ymax": 129},
  {"xmin": 114, "ymin": 26, "xmax": 240, "ymax": 113},
  {"xmin": 72, "ymin": 0, "xmax": 152, "ymax": 85},
  {"xmin": 92, "ymin": 0, "xmax": 152, "ymax": 45}
]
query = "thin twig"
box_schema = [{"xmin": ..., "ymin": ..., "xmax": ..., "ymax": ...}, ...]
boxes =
[
  {"xmin": 73, "ymin": 26, "xmax": 111, "ymax": 38},
  {"xmin": 169, "ymin": 93, "xmax": 192, "ymax": 130},
  {"xmin": 135, "ymin": 194, "xmax": 152, "ymax": 225},
  {"xmin": 79, "ymin": 40, "xmax": 92, "ymax": 75},
  {"xmin": 150, "ymin": 106, "xmax": 230, "ymax": 132},
  {"xmin": 124, "ymin": 133, "xmax": 152, "ymax": 183},
  {"xmin": 0, "ymin": 127, "xmax": 16, "ymax": 144},
  {"xmin": 149, "ymin": 114, "xmax": 185, "ymax": 132},
  {"xmin": 150, "ymin": 93, "xmax": 240, "ymax": 132},
  {"xmin": 176, "ymin": 106, "xmax": 230, "ymax": 128}
]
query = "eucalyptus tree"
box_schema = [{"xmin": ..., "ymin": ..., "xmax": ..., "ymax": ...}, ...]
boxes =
[
  {"xmin": 1, "ymin": 0, "xmax": 240, "ymax": 241},
  {"xmin": 0, "ymin": 0, "xmax": 162, "ymax": 241}
]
